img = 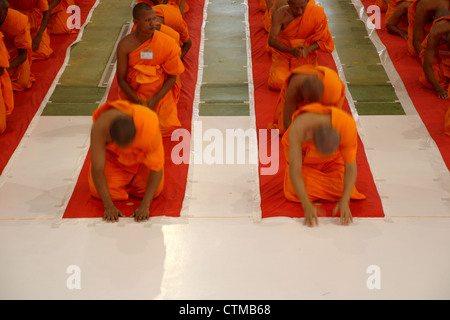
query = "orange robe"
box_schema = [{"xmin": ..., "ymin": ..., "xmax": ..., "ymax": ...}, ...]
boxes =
[
  {"xmin": 419, "ymin": 16, "xmax": 450, "ymax": 94},
  {"xmin": 0, "ymin": 8, "xmax": 34, "ymax": 91},
  {"xmin": 281, "ymin": 103, "xmax": 365, "ymax": 203},
  {"xmin": 268, "ymin": 3, "xmax": 334, "ymax": 90},
  {"xmin": 132, "ymin": 23, "xmax": 181, "ymax": 47},
  {"xmin": 47, "ymin": 0, "xmax": 76, "ymax": 35},
  {"xmin": 0, "ymin": 32, "xmax": 14, "ymax": 134},
  {"xmin": 385, "ymin": 0, "xmax": 414, "ymax": 29},
  {"xmin": 407, "ymin": 0, "xmax": 434, "ymax": 57},
  {"xmin": 137, "ymin": 0, "xmax": 189, "ymax": 15},
  {"xmin": 262, "ymin": 0, "xmax": 316, "ymax": 33},
  {"xmin": 9, "ymin": 0, "xmax": 53, "ymax": 60},
  {"xmin": 153, "ymin": 4, "xmax": 190, "ymax": 45},
  {"xmin": 376, "ymin": 0, "xmax": 388, "ymax": 12},
  {"xmin": 118, "ymin": 31, "xmax": 185, "ymax": 137},
  {"xmin": 268, "ymin": 65, "xmax": 346, "ymax": 135},
  {"xmin": 88, "ymin": 100, "xmax": 165, "ymax": 201}
]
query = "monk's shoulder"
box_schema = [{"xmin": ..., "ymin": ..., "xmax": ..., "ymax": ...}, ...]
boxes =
[{"xmin": 117, "ymin": 33, "xmax": 142, "ymax": 55}]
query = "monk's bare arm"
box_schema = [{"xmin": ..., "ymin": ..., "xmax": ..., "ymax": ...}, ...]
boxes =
[
  {"xmin": 7, "ymin": 48, "xmax": 27, "ymax": 69},
  {"xmin": 90, "ymin": 122, "xmax": 123, "ymax": 221},
  {"xmin": 146, "ymin": 74, "xmax": 178, "ymax": 110},
  {"xmin": 32, "ymin": 10, "xmax": 51, "ymax": 51},
  {"xmin": 423, "ymin": 25, "xmax": 448, "ymax": 99},
  {"xmin": 333, "ymin": 161, "xmax": 357, "ymax": 225},
  {"xmin": 268, "ymin": 8, "xmax": 300, "ymax": 58},
  {"xmin": 386, "ymin": 2, "xmax": 411, "ymax": 39},
  {"xmin": 116, "ymin": 38, "xmax": 143, "ymax": 105},
  {"xmin": 413, "ymin": 2, "xmax": 431, "ymax": 55},
  {"xmin": 132, "ymin": 169, "xmax": 163, "ymax": 222},
  {"xmin": 283, "ymin": 79, "xmax": 299, "ymax": 130},
  {"xmin": 181, "ymin": 38, "xmax": 192, "ymax": 59}
]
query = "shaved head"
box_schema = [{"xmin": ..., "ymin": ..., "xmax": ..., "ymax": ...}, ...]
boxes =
[
  {"xmin": 133, "ymin": 2, "xmax": 154, "ymax": 19},
  {"xmin": 110, "ymin": 116, "xmax": 136, "ymax": 147},
  {"xmin": 314, "ymin": 125, "xmax": 340, "ymax": 155},
  {"xmin": 301, "ymin": 76, "xmax": 324, "ymax": 103}
]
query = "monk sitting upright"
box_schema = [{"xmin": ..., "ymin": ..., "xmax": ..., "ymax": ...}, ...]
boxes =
[
  {"xmin": 386, "ymin": 0, "xmax": 414, "ymax": 39},
  {"xmin": 408, "ymin": 0, "xmax": 449, "ymax": 57},
  {"xmin": 0, "ymin": 31, "xmax": 13, "ymax": 134},
  {"xmin": 0, "ymin": 1, "xmax": 34, "ymax": 91},
  {"xmin": 420, "ymin": 10, "xmax": 450, "ymax": 99},
  {"xmin": 267, "ymin": 0, "xmax": 334, "ymax": 90},
  {"xmin": 9, "ymin": 0, "xmax": 53, "ymax": 60},
  {"xmin": 116, "ymin": 3, "xmax": 185, "ymax": 138},
  {"xmin": 89, "ymin": 100, "xmax": 165, "ymax": 223},
  {"xmin": 282, "ymin": 103, "xmax": 365, "ymax": 227},
  {"xmin": 268, "ymin": 65, "xmax": 345, "ymax": 135}
]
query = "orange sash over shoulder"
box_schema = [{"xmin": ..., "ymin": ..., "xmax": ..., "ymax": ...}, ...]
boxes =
[
  {"xmin": 268, "ymin": 3, "xmax": 334, "ymax": 90},
  {"xmin": 9, "ymin": 0, "xmax": 53, "ymax": 60},
  {"xmin": 88, "ymin": 100, "xmax": 165, "ymax": 200},
  {"xmin": 0, "ymin": 8, "xmax": 34, "ymax": 91},
  {"xmin": 281, "ymin": 103, "xmax": 365, "ymax": 203},
  {"xmin": 0, "ymin": 32, "xmax": 14, "ymax": 134},
  {"xmin": 268, "ymin": 65, "xmax": 345, "ymax": 135},
  {"xmin": 118, "ymin": 31, "xmax": 185, "ymax": 137},
  {"xmin": 153, "ymin": 4, "xmax": 190, "ymax": 44}
]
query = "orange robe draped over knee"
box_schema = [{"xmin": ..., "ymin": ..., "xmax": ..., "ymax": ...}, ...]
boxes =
[
  {"xmin": 268, "ymin": 65, "xmax": 346, "ymax": 135},
  {"xmin": 0, "ymin": 8, "xmax": 34, "ymax": 91},
  {"xmin": 0, "ymin": 32, "xmax": 14, "ymax": 134},
  {"xmin": 153, "ymin": 4, "xmax": 190, "ymax": 45},
  {"xmin": 419, "ymin": 15, "xmax": 450, "ymax": 94},
  {"xmin": 88, "ymin": 100, "xmax": 165, "ymax": 201},
  {"xmin": 268, "ymin": 3, "xmax": 334, "ymax": 90},
  {"xmin": 9, "ymin": 0, "xmax": 53, "ymax": 60},
  {"xmin": 47, "ymin": 0, "xmax": 76, "ymax": 35},
  {"xmin": 281, "ymin": 103, "xmax": 366, "ymax": 203},
  {"xmin": 118, "ymin": 30, "xmax": 185, "ymax": 137}
]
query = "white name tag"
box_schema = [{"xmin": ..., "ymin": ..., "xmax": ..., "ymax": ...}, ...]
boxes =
[{"xmin": 140, "ymin": 51, "xmax": 153, "ymax": 60}]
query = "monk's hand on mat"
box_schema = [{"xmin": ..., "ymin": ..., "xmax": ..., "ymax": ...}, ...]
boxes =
[
  {"xmin": 131, "ymin": 205, "xmax": 150, "ymax": 222},
  {"xmin": 436, "ymin": 88, "xmax": 448, "ymax": 100},
  {"xmin": 103, "ymin": 206, "xmax": 124, "ymax": 223},
  {"xmin": 303, "ymin": 202, "xmax": 320, "ymax": 227},
  {"xmin": 332, "ymin": 201, "xmax": 353, "ymax": 226}
]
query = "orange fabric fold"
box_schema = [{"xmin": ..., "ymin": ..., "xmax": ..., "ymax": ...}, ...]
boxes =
[
  {"xmin": 268, "ymin": 65, "xmax": 345, "ymax": 135},
  {"xmin": 118, "ymin": 31, "xmax": 185, "ymax": 137},
  {"xmin": 0, "ymin": 32, "xmax": 14, "ymax": 134},
  {"xmin": 0, "ymin": 8, "xmax": 34, "ymax": 91},
  {"xmin": 376, "ymin": 0, "xmax": 388, "ymax": 12},
  {"xmin": 385, "ymin": 0, "xmax": 414, "ymax": 28},
  {"xmin": 88, "ymin": 100, "xmax": 165, "ymax": 201},
  {"xmin": 268, "ymin": 3, "xmax": 334, "ymax": 90},
  {"xmin": 153, "ymin": 4, "xmax": 190, "ymax": 43},
  {"xmin": 47, "ymin": 0, "xmax": 77, "ymax": 35},
  {"xmin": 281, "ymin": 103, "xmax": 365, "ymax": 203}
]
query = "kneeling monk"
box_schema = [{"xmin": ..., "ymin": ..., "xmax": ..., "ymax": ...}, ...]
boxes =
[
  {"xmin": 268, "ymin": 64, "xmax": 345, "ymax": 135},
  {"xmin": 282, "ymin": 103, "xmax": 365, "ymax": 227},
  {"xmin": 116, "ymin": 3, "xmax": 185, "ymax": 137},
  {"xmin": 89, "ymin": 100, "xmax": 165, "ymax": 223}
]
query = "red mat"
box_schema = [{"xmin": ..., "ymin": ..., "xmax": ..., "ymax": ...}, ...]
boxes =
[
  {"xmin": 62, "ymin": 0, "xmax": 205, "ymax": 219},
  {"xmin": 248, "ymin": 0, "xmax": 385, "ymax": 219},
  {"xmin": 361, "ymin": 0, "xmax": 450, "ymax": 170},
  {"xmin": 0, "ymin": 0, "xmax": 97, "ymax": 175}
]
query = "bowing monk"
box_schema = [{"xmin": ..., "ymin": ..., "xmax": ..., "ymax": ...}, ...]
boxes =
[
  {"xmin": 409, "ymin": 0, "xmax": 450, "ymax": 57},
  {"xmin": 89, "ymin": 100, "xmax": 165, "ymax": 223},
  {"xmin": 420, "ymin": 11, "xmax": 450, "ymax": 99},
  {"xmin": 0, "ymin": 31, "xmax": 13, "ymax": 134},
  {"xmin": 9, "ymin": 0, "xmax": 53, "ymax": 60},
  {"xmin": 116, "ymin": 3, "xmax": 185, "ymax": 137},
  {"xmin": 386, "ymin": 0, "xmax": 414, "ymax": 39},
  {"xmin": 0, "ymin": 2, "xmax": 34, "ymax": 91},
  {"xmin": 47, "ymin": 0, "xmax": 76, "ymax": 35},
  {"xmin": 268, "ymin": 0, "xmax": 334, "ymax": 90},
  {"xmin": 282, "ymin": 103, "xmax": 365, "ymax": 227},
  {"xmin": 268, "ymin": 65, "xmax": 345, "ymax": 135}
]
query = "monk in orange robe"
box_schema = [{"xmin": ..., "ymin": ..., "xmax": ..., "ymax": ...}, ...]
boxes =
[
  {"xmin": 267, "ymin": 0, "xmax": 334, "ymax": 90},
  {"xmin": 0, "ymin": 31, "xmax": 14, "ymax": 134},
  {"xmin": 408, "ymin": 0, "xmax": 449, "ymax": 57},
  {"xmin": 268, "ymin": 65, "xmax": 345, "ymax": 135},
  {"xmin": 89, "ymin": 100, "xmax": 164, "ymax": 223},
  {"xmin": 386, "ymin": 0, "xmax": 414, "ymax": 39},
  {"xmin": 0, "ymin": 4, "xmax": 34, "ymax": 91},
  {"xmin": 9, "ymin": 0, "xmax": 53, "ymax": 60},
  {"xmin": 47, "ymin": 0, "xmax": 76, "ymax": 35},
  {"xmin": 262, "ymin": 0, "xmax": 315, "ymax": 33},
  {"xmin": 138, "ymin": 0, "xmax": 189, "ymax": 16},
  {"xmin": 116, "ymin": 3, "xmax": 185, "ymax": 138},
  {"xmin": 420, "ymin": 12, "xmax": 450, "ymax": 99},
  {"xmin": 282, "ymin": 103, "xmax": 365, "ymax": 227}
]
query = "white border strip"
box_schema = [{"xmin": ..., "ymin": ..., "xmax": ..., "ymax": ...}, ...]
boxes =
[{"xmin": 0, "ymin": 0, "xmax": 101, "ymax": 188}]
